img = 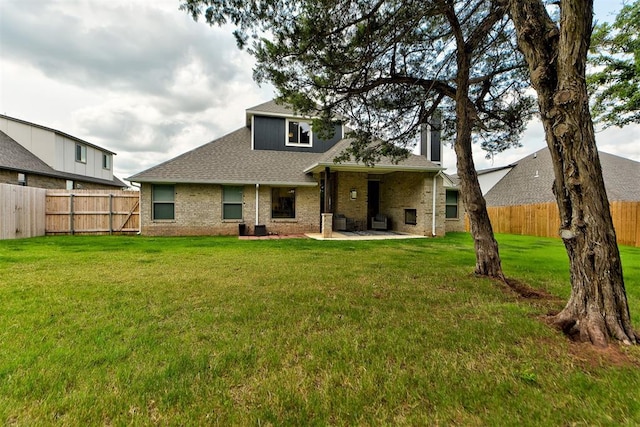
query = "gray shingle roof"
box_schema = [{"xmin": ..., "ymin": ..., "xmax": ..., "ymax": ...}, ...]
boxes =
[
  {"xmin": 246, "ymin": 100, "xmax": 299, "ymax": 116},
  {"xmin": 128, "ymin": 127, "xmax": 443, "ymax": 184},
  {"xmin": 0, "ymin": 130, "xmax": 58, "ymax": 175},
  {"xmin": 484, "ymin": 147, "xmax": 640, "ymax": 206},
  {"xmin": 128, "ymin": 127, "xmax": 320, "ymax": 186},
  {"xmin": 1, "ymin": 130, "xmax": 126, "ymax": 188},
  {"xmin": 304, "ymin": 138, "xmax": 443, "ymax": 173}
]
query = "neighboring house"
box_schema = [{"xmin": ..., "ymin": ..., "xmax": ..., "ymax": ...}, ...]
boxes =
[
  {"xmin": 128, "ymin": 100, "xmax": 456, "ymax": 237},
  {"xmin": 0, "ymin": 114, "xmax": 125, "ymax": 189},
  {"xmin": 476, "ymin": 164, "xmax": 516, "ymax": 195},
  {"xmin": 483, "ymin": 147, "xmax": 640, "ymax": 206}
]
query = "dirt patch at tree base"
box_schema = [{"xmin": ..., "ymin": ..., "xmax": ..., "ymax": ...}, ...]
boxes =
[
  {"xmin": 539, "ymin": 314, "xmax": 640, "ymax": 368},
  {"xmin": 566, "ymin": 339, "xmax": 640, "ymax": 369},
  {"xmin": 500, "ymin": 277, "xmax": 560, "ymax": 301}
]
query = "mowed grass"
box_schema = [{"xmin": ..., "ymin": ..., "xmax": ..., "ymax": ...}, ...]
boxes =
[{"xmin": 0, "ymin": 233, "xmax": 639, "ymax": 425}]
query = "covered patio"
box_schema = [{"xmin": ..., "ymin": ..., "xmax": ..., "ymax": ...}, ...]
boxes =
[{"xmin": 305, "ymin": 230, "xmax": 428, "ymax": 241}]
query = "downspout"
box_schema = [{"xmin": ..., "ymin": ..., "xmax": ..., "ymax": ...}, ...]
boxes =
[
  {"xmin": 432, "ymin": 171, "xmax": 443, "ymax": 237},
  {"xmin": 255, "ymin": 183, "xmax": 260, "ymax": 226}
]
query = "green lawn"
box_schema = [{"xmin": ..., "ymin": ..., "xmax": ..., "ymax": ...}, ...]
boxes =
[{"xmin": 0, "ymin": 233, "xmax": 639, "ymax": 425}]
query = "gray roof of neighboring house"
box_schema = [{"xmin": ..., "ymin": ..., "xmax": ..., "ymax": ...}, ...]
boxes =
[
  {"xmin": 1, "ymin": 130, "xmax": 126, "ymax": 188},
  {"xmin": 484, "ymin": 147, "xmax": 640, "ymax": 206},
  {"xmin": 0, "ymin": 130, "xmax": 58, "ymax": 175},
  {"xmin": 128, "ymin": 126, "xmax": 443, "ymax": 185}
]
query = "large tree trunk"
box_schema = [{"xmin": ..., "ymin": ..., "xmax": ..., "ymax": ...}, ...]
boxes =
[
  {"xmin": 455, "ymin": 111, "xmax": 504, "ymax": 279},
  {"xmin": 449, "ymin": 12, "xmax": 505, "ymax": 280},
  {"xmin": 509, "ymin": 0, "xmax": 637, "ymax": 346}
]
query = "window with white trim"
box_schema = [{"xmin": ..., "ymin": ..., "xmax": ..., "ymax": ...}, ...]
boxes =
[
  {"xmin": 76, "ymin": 144, "xmax": 87, "ymax": 163},
  {"xmin": 103, "ymin": 153, "xmax": 111, "ymax": 170},
  {"xmin": 445, "ymin": 190, "xmax": 459, "ymax": 219},
  {"xmin": 222, "ymin": 186, "xmax": 243, "ymax": 220},
  {"xmin": 286, "ymin": 119, "xmax": 312, "ymax": 146},
  {"xmin": 153, "ymin": 184, "xmax": 175, "ymax": 220}
]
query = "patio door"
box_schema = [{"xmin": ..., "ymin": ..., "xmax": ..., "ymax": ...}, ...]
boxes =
[{"xmin": 367, "ymin": 180, "xmax": 380, "ymax": 229}]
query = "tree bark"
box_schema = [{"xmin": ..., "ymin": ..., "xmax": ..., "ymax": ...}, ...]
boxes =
[
  {"xmin": 455, "ymin": 123, "xmax": 504, "ymax": 279},
  {"xmin": 447, "ymin": 4, "xmax": 505, "ymax": 280},
  {"xmin": 508, "ymin": 0, "xmax": 637, "ymax": 346}
]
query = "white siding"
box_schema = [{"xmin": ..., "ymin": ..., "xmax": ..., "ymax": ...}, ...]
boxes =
[
  {"xmin": 0, "ymin": 118, "xmax": 57, "ymax": 168},
  {"xmin": 478, "ymin": 168, "xmax": 513, "ymax": 195},
  {"xmin": 1, "ymin": 116, "xmax": 114, "ymax": 182}
]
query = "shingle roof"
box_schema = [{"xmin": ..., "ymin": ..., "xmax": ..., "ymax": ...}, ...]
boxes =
[
  {"xmin": 0, "ymin": 130, "xmax": 58, "ymax": 175},
  {"xmin": 128, "ymin": 127, "xmax": 320, "ymax": 186},
  {"xmin": 304, "ymin": 137, "xmax": 443, "ymax": 173},
  {"xmin": 246, "ymin": 100, "xmax": 299, "ymax": 117},
  {"xmin": 128, "ymin": 127, "xmax": 443, "ymax": 184},
  {"xmin": 1, "ymin": 130, "xmax": 126, "ymax": 188},
  {"xmin": 484, "ymin": 147, "xmax": 640, "ymax": 206}
]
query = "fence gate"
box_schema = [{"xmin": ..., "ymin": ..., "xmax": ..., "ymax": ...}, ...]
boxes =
[{"xmin": 46, "ymin": 189, "xmax": 140, "ymax": 235}]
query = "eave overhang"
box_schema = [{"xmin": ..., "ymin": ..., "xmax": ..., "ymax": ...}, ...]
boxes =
[
  {"xmin": 303, "ymin": 162, "xmax": 445, "ymax": 175},
  {"xmin": 126, "ymin": 177, "xmax": 318, "ymax": 187}
]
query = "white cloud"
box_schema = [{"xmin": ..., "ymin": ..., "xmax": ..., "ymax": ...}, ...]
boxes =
[{"xmin": 0, "ymin": 0, "xmax": 637, "ymax": 184}]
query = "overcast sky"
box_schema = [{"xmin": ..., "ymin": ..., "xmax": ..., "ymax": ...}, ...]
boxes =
[{"xmin": 1, "ymin": 0, "xmax": 638, "ymax": 183}]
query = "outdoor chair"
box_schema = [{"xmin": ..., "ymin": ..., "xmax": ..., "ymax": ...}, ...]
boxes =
[
  {"xmin": 371, "ymin": 214, "xmax": 388, "ymax": 230},
  {"xmin": 334, "ymin": 214, "xmax": 348, "ymax": 231}
]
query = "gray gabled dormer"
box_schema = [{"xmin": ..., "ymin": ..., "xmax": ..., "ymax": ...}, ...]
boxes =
[{"xmin": 245, "ymin": 100, "xmax": 344, "ymax": 153}]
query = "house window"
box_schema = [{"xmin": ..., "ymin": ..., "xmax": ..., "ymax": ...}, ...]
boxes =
[
  {"xmin": 223, "ymin": 186, "xmax": 243, "ymax": 220},
  {"xmin": 66, "ymin": 180, "xmax": 74, "ymax": 190},
  {"xmin": 153, "ymin": 184, "xmax": 175, "ymax": 220},
  {"xmin": 286, "ymin": 119, "xmax": 312, "ymax": 146},
  {"xmin": 272, "ymin": 187, "xmax": 296, "ymax": 218},
  {"xmin": 76, "ymin": 144, "xmax": 87, "ymax": 163},
  {"xmin": 103, "ymin": 153, "xmax": 111, "ymax": 170},
  {"xmin": 18, "ymin": 173, "xmax": 26, "ymax": 186},
  {"xmin": 405, "ymin": 209, "xmax": 417, "ymax": 225},
  {"xmin": 446, "ymin": 190, "xmax": 459, "ymax": 219}
]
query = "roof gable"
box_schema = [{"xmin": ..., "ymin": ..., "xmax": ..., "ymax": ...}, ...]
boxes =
[
  {"xmin": 0, "ymin": 130, "xmax": 58, "ymax": 175},
  {"xmin": 484, "ymin": 148, "xmax": 640, "ymax": 206},
  {"xmin": 0, "ymin": 130, "xmax": 125, "ymax": 187}
]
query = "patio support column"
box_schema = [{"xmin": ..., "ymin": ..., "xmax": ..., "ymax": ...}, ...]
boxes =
[
  {"xmin": 324, "ymin": 167, "xmax": 331, "ymax": 213},
  {"xmin": 322, "ymin": 167, "xmax": 333, "ymax": 238},
  {"xmin": 322, "ymin": 213, "xmax": 333, "ymax": 238}
]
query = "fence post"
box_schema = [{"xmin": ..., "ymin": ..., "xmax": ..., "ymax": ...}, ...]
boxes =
[
  {"xmin": 109, "ymin": 194, "xmax": 114, "ymax": 235},
  {"xmin": 70, "ymin": 194, "xmax": 75, "ymax": 235}
]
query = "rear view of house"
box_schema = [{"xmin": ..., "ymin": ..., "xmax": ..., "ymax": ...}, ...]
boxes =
[{"xmin": 128, "ymin": 100, "xmax": 457, "ymax": 237}]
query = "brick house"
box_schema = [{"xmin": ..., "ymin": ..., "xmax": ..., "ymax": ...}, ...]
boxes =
[
  {"xmin": 128, "ymin": 100, "xmax": 457, "ymax": 237},
  {"xmin": 0, "ymin": 115, "xmax": 126, "ymax": 190}
]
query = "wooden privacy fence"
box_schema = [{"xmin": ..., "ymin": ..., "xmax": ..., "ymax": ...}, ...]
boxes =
[
  {"xmin": 46, "ymin": 189, "xmax": 140, "ymax": 235},
  {"xmin": 466, "ymin": 201, "xmax": 640, "ymax": 247},
  {"xmin": 0, "ymin": 184, "xmax": 47, "ymax": 239}
]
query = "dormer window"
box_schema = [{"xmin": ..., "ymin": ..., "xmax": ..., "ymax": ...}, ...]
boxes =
[{"xmin": 286, "ymin": 119, "xmax": 312, "ymax": 147}]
